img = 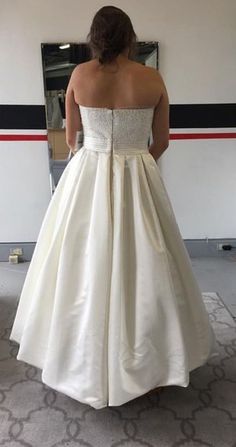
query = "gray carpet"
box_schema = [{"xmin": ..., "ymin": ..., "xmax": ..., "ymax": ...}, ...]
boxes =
[{"xmin": 0, "ymin": 292, "xmax": 236, "ymax": 446}]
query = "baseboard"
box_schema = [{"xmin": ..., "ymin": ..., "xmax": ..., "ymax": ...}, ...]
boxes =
[
  {"xmin": 0, "ymin": 242, "xmax": 35, "ymax": 262},
  {"xmin": 184, "ymin": 238, "xmax": 236, "ymax": 258},
  {"xmin": 0, "ymin": 239, "xmax": 236, "ymax": 262}
]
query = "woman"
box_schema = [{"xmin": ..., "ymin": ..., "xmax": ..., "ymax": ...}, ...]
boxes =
[
  {"xmin": 10, "ymin": 6, "xmax": 218, "ymax": 410},
  {"xmin": 66, "ymin": 9, "xmax": 169, "ymax": 161}
]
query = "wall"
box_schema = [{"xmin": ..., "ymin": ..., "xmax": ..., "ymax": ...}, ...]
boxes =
[{"xmin": 0, "ymin": 0, "xmax": 236, "ymax": 242}]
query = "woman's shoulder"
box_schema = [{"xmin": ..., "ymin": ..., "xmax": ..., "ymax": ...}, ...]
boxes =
[
  {"xmin": 68, "ymin": 62, "xmax": 93, "ymax": 87},
  {"xmin": 70, "ymin": 59, "xmax": 165, "ymax": 91},
  {"xmin": 123, "ymin": 60, "xmax": 165, "ymax": 87},
  {"xmin": 132, "ymin": 62, "xmax": 164, "ymax": 80},
  {"xmin": 128, "ymin": 63, "xmax": 166, "ymax": 93},
  {"xmin": 72, "ymin": 59, "xmax": 161, "ymax": 75},
  {"xmin": 72, "ymin": 59, "xmax": 95, "ymax": 76}
]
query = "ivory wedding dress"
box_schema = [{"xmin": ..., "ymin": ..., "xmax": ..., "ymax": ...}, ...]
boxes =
[{"xmin": 10, "ymin": 105, "xmax": 218, "ymax": 409}]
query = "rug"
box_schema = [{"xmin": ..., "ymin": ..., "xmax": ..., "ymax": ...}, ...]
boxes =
[{"xmin": 0, "ymin": 292, "xmax": 235, "ymax": 447}]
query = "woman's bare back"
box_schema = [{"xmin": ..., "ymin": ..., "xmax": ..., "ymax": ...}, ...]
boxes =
[
  {"xmin": 66, "ymin": 54, "xmax": 169, "ymax": 159},
  {"xmin": 71, "ymin": 56, "xmax": 164, "ymax": 109}
]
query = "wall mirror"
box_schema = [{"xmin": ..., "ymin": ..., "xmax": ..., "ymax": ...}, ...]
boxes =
[{"xmin": 41, "ymin": 41, "xmax": 159, "ymax": 161}]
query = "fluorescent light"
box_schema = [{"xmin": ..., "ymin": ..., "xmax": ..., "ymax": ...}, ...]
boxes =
[{"xmin": 59, "ymin": 44, "xmax": 70, "ymax": 50}]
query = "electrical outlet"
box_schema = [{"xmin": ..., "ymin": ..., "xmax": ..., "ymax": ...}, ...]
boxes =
[
  {"xmin": 10, "ymin": 247, "xmax": 23, "ymax": 256},
  {"xmin": 9, "ymin": 254, "xmax": 19, "ymax": 264}
]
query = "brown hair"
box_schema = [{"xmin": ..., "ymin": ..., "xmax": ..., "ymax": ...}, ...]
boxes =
[{"xmin": 87, "ymin": 6, "xmax": 137, "ymax": 64}]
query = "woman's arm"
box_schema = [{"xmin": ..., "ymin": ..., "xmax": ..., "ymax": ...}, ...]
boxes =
[
  {"xmin": 65, "ymin": 68, "xmax": 83, "ymax": 154},
  {"xmin": 149, "ymin": 73, "xmax": 169, "ymax": 161}
]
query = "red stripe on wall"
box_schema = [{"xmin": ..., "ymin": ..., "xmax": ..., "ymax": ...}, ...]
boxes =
[
  {"xmin": 0, "ymin": 135, "xmax": 48, "ymax": 141},
  {"xmin": 170, "ymin": 132, "xmax": 236, "ymax": 140},
  {"xmin": 0, "ymin": 133, "xmax": 236, "ymax": 142}
]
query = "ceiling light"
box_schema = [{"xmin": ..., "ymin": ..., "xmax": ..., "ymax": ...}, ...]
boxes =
[{"xmin": 59, "ymin": 44, "xmax": 70, "ymax": 50}]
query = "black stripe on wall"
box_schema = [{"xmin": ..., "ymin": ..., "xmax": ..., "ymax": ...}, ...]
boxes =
[
  {"xmin": 170, "ymin": 103, "xmax": 236, "ymax": 128},
  {"xmin": 0, "ymin": 105, "xmax": 46, "ymax": 130},
  {"xmin": 0, "ymin": 103, "xmax": 235, "ymax": 130}
]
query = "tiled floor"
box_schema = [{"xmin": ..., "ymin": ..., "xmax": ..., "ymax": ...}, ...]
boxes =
[
  {"xmin": 0, "ymin": 258, "xmax": 236, "ymax": 445},
  {"xmin": 191, "ymin": 256, "xmax": 236, "ymax": 318}
]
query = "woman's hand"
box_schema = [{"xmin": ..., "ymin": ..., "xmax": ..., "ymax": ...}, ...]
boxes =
[
  {"xmin": 148, "ymin": 146, "xmax": 157, "ymax": 161},
  {"xmin": 148, "ymin": 140, "xmax": 169, "ymax": 161}
]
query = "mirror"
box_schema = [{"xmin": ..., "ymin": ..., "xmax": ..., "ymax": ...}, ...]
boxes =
[{"xmin": 41, "ymin": 42, "xmax": 159, "ymax": 161}]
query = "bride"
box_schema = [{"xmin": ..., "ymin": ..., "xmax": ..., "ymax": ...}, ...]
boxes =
[{"xmin": 10, "ymin": 5, "xmax": 218, "ymax": 409}]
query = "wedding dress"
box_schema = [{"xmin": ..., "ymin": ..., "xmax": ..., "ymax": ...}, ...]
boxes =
[{"xmin": 10, "ymin": 105, "xmax": 218, "ymax": 409}]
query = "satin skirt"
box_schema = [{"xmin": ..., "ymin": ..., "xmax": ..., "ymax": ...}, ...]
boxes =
[{"xmin": 9, "ymin": 146, "xmax": 218, "ymax": 409}]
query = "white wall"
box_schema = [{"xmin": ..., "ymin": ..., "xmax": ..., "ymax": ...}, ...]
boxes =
[
  {"xmin": 1, "ymin": 0, "xmax": 236, "ymax": 241},
  {"xmin": 0, "ymin": 140, "xmax": 51, "ymax": 241}
]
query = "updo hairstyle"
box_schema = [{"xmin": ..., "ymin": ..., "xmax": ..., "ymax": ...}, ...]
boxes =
[{"xmin": 87, "ymin": 6, "xmax": 137, "ymax": 64}]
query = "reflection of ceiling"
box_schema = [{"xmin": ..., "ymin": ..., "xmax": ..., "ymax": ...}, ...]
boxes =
[
  {"xmin": 46, "ymin": 63, "xmax": 77, "ymax": 79},
  {"xmin": 42, "ymin": 43, "xmax": 91, "ymax": 70},
  {"xmin": 46, "ymin": 63, "xmax": 77, "ymax": 72},
  {"xmin": 137, "ymin": 43, "xmax": 158, "ymax": 65},
  {"xmin": 41, "ymin": 42, "xmax": 158, "ymax": 90}
]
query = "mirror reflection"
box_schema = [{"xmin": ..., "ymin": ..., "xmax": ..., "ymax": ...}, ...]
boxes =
[{"xmin": 41, "ymin": 42, "xmax": 159, "ymax": 161}]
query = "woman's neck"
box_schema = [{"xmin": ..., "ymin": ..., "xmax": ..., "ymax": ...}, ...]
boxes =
[{"xmin": 96, "ymin": 52, "xmax": 132, "ymax": 72}]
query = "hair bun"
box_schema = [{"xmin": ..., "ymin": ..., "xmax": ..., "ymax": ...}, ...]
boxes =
[{"xmin": 87, "ymin": 6, "xmax": 137, "ymax": 64}]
